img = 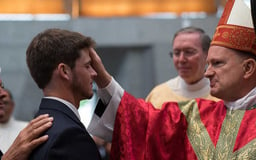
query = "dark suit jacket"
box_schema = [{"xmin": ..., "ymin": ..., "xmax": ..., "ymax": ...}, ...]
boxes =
[{"xmin": 29, "ymin": 98, "xmax": 101, "ymax": 160}]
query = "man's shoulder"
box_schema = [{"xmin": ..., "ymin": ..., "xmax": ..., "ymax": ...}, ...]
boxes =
[{"xmin": 150, "ymin": 77, "xmax": 177, "ymax": 91}]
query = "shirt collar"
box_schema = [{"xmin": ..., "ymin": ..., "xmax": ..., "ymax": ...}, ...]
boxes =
[
  {"xmin": 179, "ymin": 76, "xmax": 209, "ymax": 91},
  {"xmin": 224, "ymin": 87, "xmax": 256, "ymax": 110},
  {"xmin": 44, "ymin": 96, "xmax": 81, "ymax": 120}
]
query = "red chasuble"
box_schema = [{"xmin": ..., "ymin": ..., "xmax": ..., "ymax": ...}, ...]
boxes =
[{"xmin": 111, "ymin": 92, "xmax": 256, "ymax": 160}]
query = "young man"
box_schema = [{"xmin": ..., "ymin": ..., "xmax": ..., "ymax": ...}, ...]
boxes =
[
  {"xmin": 146, "ymin": 27, "xmax": 219, "ymax": 108},
  {"xmin": 0, "ymin": 73, "xmax": 53, "ymax": 160},
  {"xmin": 88, "ymin": 0, "xmax": 256, "ymax": 159},
  {"xmin": 26, "ymin": 29, "xmax": 101, "ymax": 159}
]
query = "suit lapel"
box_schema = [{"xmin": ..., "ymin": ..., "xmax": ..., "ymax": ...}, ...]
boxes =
[{"xmin": 39, "ymin": 98, "xmax": 85, "ymax": 129}]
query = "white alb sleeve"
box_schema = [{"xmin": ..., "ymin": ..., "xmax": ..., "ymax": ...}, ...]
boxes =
[{"xmin": 87, "ymin": 77, "xmax": 124, "ymax": 142}]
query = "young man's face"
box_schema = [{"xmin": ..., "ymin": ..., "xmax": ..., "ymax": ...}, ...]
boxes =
[
  {"xmin": 172, "ymin": 32, "xmax": 207, "ymax": 84},
  {"xmin": 71, "ymin": 48, "xmax": 97, "ymax": 101},
  {"xmin": 205, "ymin": 46, "xmax": 246, "ymax": 101}
]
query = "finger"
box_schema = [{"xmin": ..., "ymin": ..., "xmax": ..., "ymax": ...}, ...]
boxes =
[
  {"xmin": 30, "ymin": 115, "xmax": 53, "ymax": 130},
  {"xmin": 16, "ymin": 114, "xmax": 51, "ymax": 141},
  {"xmin": 21, "ymin": 115, "xmax": 53, "ymax": 142},
  {"xmin": 27, "ymin": 118, "xmax": 53, "ymax": 141},
  {"xmin": 22, "ymin": 114, "xmax": 49, "ymax": 132},
  {"xmin": 27, "ymin": 135, "xmax": 49, "ymax": 150},
  {"xmin": 32, "ymin": 120, "xmax": 53, "ymax": 136},
  {"xmin": 89, "ymin": 48, "xmax": 101, "ymax": 64}
]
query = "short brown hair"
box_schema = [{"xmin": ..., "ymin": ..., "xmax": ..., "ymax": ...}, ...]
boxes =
[{"xmin": 26, "ymin": 28, "xmax": 95, "ymax": 89}]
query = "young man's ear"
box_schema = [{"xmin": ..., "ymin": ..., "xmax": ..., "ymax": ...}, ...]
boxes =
[
  {"xmin": 58, "ymin": 63, "xmax": 71, "ymax": 80},
  {"xmin": 243, "ymin": 58, "xmax": 256, "ymax": 79}
]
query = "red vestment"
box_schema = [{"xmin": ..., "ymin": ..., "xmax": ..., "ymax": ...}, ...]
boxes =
[{"xmin": 111, "ymin": 92, "xmax": 256, "ymax": 160}]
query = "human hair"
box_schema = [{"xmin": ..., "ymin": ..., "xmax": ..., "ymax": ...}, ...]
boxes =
[
  {"xmin": 26, "ymin": 28, "xmax": 96, "ymax": 89},
  {"xmin": 235, "ymin": 49, "xmax": 256, "ymax": 61},
  {"xmin": 171, "ymin": 26, "xmax": 211, "ymax": 54}
]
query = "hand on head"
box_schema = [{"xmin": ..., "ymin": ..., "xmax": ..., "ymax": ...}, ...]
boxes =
[{"xmin": 89, "ymin": 48, "xmax": 112, "ymax": 88}]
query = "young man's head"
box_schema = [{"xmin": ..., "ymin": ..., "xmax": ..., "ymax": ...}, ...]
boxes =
[
  {"xmin": 26, "ymin": 29, "xmax": 97, "ymax": 105},
  {"xmin": 26, "ymin": 28, "xmax": 96, "ymax": 89},
  {"xmin": 171, "ymin": 27, "xmax": 211, "ymax": 84}
]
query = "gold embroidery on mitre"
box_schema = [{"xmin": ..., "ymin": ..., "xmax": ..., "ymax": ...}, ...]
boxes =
[
  {"xmin": 211, "ymin": 25, "xmax": 256, "ymax": 55},
  {"xmin": 222, "ymin": 32, "xmax": 229, "ymax": 39},
  {"xmin": 229, "ymin": 27, "xmax": 252, "ymax": 48}
]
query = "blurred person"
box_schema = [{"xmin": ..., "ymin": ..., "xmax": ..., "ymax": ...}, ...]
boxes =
[
  {"xmin": 146, "ymin": 27, "xmax": 219, "ymax": 109},
  {"xmin": 0, "ymin": 69, "xmax": 53, "ymax": 160},
  {"xmin": 0, "ymin": 88, "xmax": 28, "ymax": 153},
  {"xmin": 26, "ymin": 28, "xmax": 101, "ymax": 160},
  {"xmin": 88, "ymin": 0, "xmax": 256, "ymax": 159}
]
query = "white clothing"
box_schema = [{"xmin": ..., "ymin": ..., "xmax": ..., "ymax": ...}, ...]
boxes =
[
  {"xmin": 0, "ymin": 117, "xmax": 28, "ymax": 153},
  {"xmin": 88, "ymin": 77, "xmax": 123, "ymax": 142},
  {"xmin": 167, "ymin": 76, "xmax": 212, "ymax": 99},
  {"xmin": 145, "ymin": 76, "xmax": 219, "ymax": 108}
]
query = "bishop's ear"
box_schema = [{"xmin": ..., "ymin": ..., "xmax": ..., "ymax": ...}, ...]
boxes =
[{"xmin": 243, "ymin": 58, "xmax": 256, "ymax": 79}]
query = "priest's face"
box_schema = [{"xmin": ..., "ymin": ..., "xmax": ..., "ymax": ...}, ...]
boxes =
[
  {"xmin": 0, "ymin": 80, "xmax": 9, "ymax": 123},
  {"xmin": 205, "ymin": 46, "xmax": 246, "ymax": 101},
  {"xmin": 172, "ymin": 32, "xmax": 207, "ymax": 84}
]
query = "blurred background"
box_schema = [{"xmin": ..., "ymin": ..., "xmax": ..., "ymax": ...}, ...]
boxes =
[{"xmin": 0, "ymin": 0, "xmax": 247, "ymax": 123}]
